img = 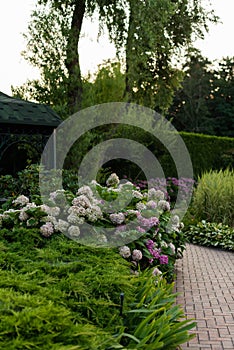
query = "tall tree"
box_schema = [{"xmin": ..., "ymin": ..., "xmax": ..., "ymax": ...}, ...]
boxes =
[
  {"xmin": 168, "ymin": 49, "xmax": 214, "ymax": 133},
  {"xmin": 123, "ymin": 0, "xmax": 217, "ymax": 112},
  {"xmin": 168, "ymin": 52, "xmax": 234, "ymax": 136},
  {"xmin": 13, "ymin": 0, "xmax": 217, "ymax": 115},
  {"xmin": 12, "ymin": 3, "xmax": 71, "ymax": 117},
  {"xmin": 209, "ymin": 57, "xmax": 234, "ymax": 137}
]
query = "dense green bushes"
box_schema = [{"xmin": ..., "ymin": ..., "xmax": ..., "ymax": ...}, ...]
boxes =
[
  {"xmin": 0, "ymin": 228, "xmax": 134, "ymax": 349},
  {"xmin": 148, "ymin": 132, "xmax": 234, "ymax": 179},
  {"xmin": 183, "ymin": 168, "xmax": 234, "ymax": 251},
  {"xmin": 116, "ymin": 271, "xmax": 196, "ymax": 348},
  {"xmin": 0, "ymin": 227, "xmax": 195, "ymax": 349},
  {"xmin": 0, "ymin": 165, "xmax": 79, "ymax": 203}
]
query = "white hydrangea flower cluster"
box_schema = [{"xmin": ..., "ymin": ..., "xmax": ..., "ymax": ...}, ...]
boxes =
[
  {"xmin": 132, "ymin": 249, "xmax": 143, "ymax": 261},
  {"xmin": 67, "ymin": 213, "xmax": 85, "ymax": 225},
  {"xmin": 148, "ymin": 189, "xmax": 165, "ymax": 201},
  {"xmin": 68, "ymin": 225, "xmax": 80, "ymax": 237},
  {"xmin": 63, "ymin": 186, "xmax": 104, "ymax": 229},
  {"xmin": 146, "ymin": 200, "xmax": 157, "ymax": 209},
  {"xmin": 13, "ymin": 195, "xmax": 29, "ymax": 206},
  {"xmin": 110, "ymin": 213, "xmax": 125, "ymax": 225},
  {"xmin": 169, "ymin": 215, "xmax": 184, "ymax": 232},
  {"xmin": 119, "ymin": 246, "xmax": 131, "ymax": 258},
  {"xmin": 158, "ymin": 200, "xmax": 170, "ymax": 211},
  {"xmin": 54, "ymin": 219, "xmax": 69, "ymax": 232},
  {"xmin": 40, "ymin": 204, "xmax": 60, "ymax": 217},
  {"xmin": 132, "ymin": 190, "xmax": 143, "ymax": 199},
  {"xmin": 119, "ymin": 246, "xmax": 143, "ymax": 261},
  {"xmin": 136, "ymin": 202, "xmax": 146, "ymax": 211},
  {"xmin": 77, "ymin": 185, "xmax": 94, "ymax": 199},
  {"xmin": 23, "ymin": 202, "xmax": 37, "ymax": 210},
  {"xmin": 40, "ymin": 222, "xmax": 54, "ymax": 237},
  {"xmin": 72, "ymin": 195, "xmax": 91, "ymax": 208},
  {"xmin": 19, "ymin": 210, "xmax": 29, "ymax": 222},
  {"xmin": 106, "ymin": 173, "xmax": 120, "ymax": 187}
]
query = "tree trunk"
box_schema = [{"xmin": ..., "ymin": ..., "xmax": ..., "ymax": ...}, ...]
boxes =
[
  {"xmin": 124, "ymin": 0, "xmax": 135, "ymax": 102},
  {"xmin": 66, "ymin": 0, "xmax": 85, "ymax": 113}
]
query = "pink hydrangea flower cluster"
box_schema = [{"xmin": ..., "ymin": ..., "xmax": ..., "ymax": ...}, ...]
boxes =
[{"xmin": 137, "ymin": 213, "xmax": 159, "ymax": 229}]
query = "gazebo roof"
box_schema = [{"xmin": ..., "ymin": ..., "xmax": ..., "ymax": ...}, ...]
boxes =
[{"xmin": 0, "ymin": 92, "xmax": 61, "ymax": 127}]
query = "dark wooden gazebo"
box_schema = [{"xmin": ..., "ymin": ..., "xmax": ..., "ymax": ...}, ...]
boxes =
[{"xmin": 0, "ymin": 92, "xmax": 62, "ymax": 175}]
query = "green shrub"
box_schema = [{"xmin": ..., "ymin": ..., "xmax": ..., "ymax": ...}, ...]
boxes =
[
  {"xmin": 0, "ymin": 288, "xmax": 115, "ymax": 350},
  {"xmin": 99, "ymin": 130, "xmax": 234, "ymax": 179},
  {"xmin": 0, "ymin": 165, "xmax": 78, "ymax": 204},
  {"xmin": 0, "ymin": 228, "xmax": 195, "ymax": 349},
  {"xmin": 184, "ymin": 221, "xmax": 234, "ymax": 251},
  {"xmin": 0, "ymin": 228, "xmax": 133, "ymax": 349},
  {"xmin": 0, "ymin": 174, "xmax": 19, "ymax": 199},
  {"xmin": 192, "ymin": 168, "xmax": 234, "ymax": 227}
]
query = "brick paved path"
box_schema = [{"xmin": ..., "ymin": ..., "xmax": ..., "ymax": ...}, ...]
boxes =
[{"xmin": 174, "ymin": 244, "xmax": 234, "ymax": 349}]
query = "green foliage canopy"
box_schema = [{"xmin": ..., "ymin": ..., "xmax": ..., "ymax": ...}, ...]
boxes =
[{"xmin": 12, "ymin": 0, "xmax": 218, "ymax": 115}]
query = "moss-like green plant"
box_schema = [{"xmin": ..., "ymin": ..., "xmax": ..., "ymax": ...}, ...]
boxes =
[
  {"xmin": 192, "ymin": 168, "xmax": 234, "ymax": 227},
  {"xmin": 0, "ymin": 228, "xmax": 195, "ymax": 349}
]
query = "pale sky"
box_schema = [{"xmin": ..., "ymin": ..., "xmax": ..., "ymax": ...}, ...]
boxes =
[{"xmin": 0, "ymin": 0, "xmax": 233, "ymax": 95}]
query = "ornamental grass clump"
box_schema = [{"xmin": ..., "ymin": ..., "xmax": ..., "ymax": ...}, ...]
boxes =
[{"xmin": 192, "ymin": 168, "xmax": 234, "ymax": 227}]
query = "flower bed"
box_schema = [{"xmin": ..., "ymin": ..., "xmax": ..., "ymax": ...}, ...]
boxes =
[{"xmin": 0, "ymin": 173, "xmax": 188, "ymax": 281}]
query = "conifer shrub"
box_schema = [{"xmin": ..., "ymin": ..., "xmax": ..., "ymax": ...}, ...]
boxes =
[{"xmin": 0, "ymin": 228, "xmax": 195, "ymax": 349}]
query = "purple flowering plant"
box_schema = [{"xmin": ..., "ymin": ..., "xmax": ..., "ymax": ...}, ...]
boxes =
[
  {"xmin": 119, "ymin": 202, "xmax": 185, "ymax": 281},
  {"xmin": 133, "ymin": 177, "xmax": 195, "ymax": 206}
]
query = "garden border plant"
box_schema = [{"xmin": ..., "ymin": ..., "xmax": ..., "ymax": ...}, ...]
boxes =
[
  {"xmin": 0, "ymin": 172, "xmax": 197, "ymax": 348},
  {"xmin": 184, "ymin": 220, "xmax": 234, "ymax": 251},
  {"xmin": 0, "ymin": 173, "xmax": 191, "ymax": 280},
  {"xmin": 0, "ymin": 226, "xmax": 196, "ymax": 349}
]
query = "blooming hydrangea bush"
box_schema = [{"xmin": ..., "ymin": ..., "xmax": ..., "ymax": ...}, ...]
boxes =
[{"xmin": 0, "ymin": 174, "xmax": 186, "ymax": 279}]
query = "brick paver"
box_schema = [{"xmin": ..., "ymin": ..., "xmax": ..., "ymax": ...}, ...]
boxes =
[{"xmin": 174, "ymin": 244, "xmax": 234, "ymax": 349}]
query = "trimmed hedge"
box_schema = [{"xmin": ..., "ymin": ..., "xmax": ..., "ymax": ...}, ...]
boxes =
[
  {"xmin": 179, "ymin": 132, "xmax": 234, "ymax": 178},
  {"xmin": 152, "ymin": 132, "xmax": 234, "ymax": 179},
  {"xmin": 104, "ymin": 129, "xmax": 234, "ymax": 180},
  {"xmin": 0, "ymin": 132, "xmax": 233, "ymax": 192}
]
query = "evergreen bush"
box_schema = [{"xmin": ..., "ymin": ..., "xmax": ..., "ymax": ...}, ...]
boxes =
[{"xmin": 0, "ymin": 228, "xmax": 195, "ymax": 349}]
